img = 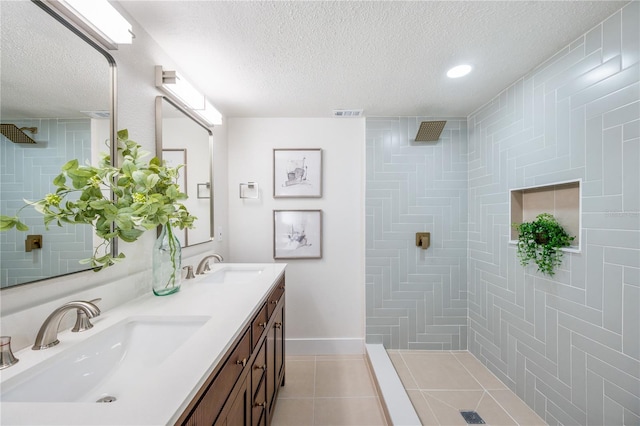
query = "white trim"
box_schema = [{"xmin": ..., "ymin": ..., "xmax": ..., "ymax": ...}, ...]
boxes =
[
  {"xmin": 365, "ymin": 344, "xmax": 422, "ymax": 426},
  {"xmin": 509, "ymin": 177, "xmax": 582, "ymax": 192},
  {"xmin": 285, "ymin": 338, "xmax": 364, "ymax": 355},
  {"xmin": 509, "ymin": 178, "xmax": 582, "ymax": 253}
]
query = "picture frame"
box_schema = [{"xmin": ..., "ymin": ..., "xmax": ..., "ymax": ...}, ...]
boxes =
[
  {"xmin": 273, "ymin": 210, "xmax": 322, "ymax": 259},
  {"xmin": 273, "ymin": 148, "xmax": 322, "ymax": 198}
]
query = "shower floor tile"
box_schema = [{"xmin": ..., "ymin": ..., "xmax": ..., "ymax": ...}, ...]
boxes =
[{"xmin": 388, "ymin": 350, "xmax": 547, "ymax": 425}]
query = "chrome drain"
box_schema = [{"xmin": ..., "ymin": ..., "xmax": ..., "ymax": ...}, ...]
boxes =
[{"xmin": 96, "ymin": 395, "xmax": 117, "ymax": 403}]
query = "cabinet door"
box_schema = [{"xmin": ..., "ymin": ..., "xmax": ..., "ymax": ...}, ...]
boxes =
[
  {"xmin": 273, "ymin": 306, "xmax": 284, "ymax": 388},
  {"xmin": 223, "ymin": 378, "xmax": 250, "ymax": 426},
  {"xmin": 266, "ymin": 321, "xmax": 275, "ymax": 412}
]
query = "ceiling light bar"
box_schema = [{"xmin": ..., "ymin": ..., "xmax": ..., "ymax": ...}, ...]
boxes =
[
  {"xmin": 157, "ymin": 68, "xmax": 205, "ymax": 110},
  {"xmin": 156, "ymin": 66, "xmax": 222, "ymax": 126},
  {"xmin": 46, "ymin": 0, "xmax": 133, "ymax": 50},
  {"xmin": 197, "ymin": 101, "xmax": 223, "ymax": 126}
]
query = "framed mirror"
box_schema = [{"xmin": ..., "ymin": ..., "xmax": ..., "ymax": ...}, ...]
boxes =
[
  {"xmin": 155, "ymin": 96, "xmax": 214, "ymax": 247},
  {"xmin": 0, "ymin": 1, "xmax": 116, "ymax": 288}
]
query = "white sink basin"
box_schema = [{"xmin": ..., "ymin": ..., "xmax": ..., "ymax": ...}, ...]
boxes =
[
  {"xmin": 204, "ymin": 265, "xmax": 265, "ymax": 283},
  {"xmin": 1, "ymin": 315, "xmax": 210, "ymax": 403}
]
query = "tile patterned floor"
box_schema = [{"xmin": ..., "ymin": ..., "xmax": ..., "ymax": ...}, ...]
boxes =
[
  {"xmin": 388, "ymin": 350, "xmax": 548, "ymax": 426},
  {"xmin": 272, "ymin": 351, "xmax": 546, "ymax": 425},
  {"xmin": 271, "ymin": 354, "xmax": 388, "ymax": 426}
]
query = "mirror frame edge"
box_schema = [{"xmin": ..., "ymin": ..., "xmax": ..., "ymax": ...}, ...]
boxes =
[
  {"xmin": 0, "ymin": 1, "xmax": 120, "ymax": 291},
  {"xmin": 155, "ymin": 96, "xmax": 215, "ymax": 246}
]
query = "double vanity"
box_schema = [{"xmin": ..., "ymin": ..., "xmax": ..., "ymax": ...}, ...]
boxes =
[{"xmin": 0, "ymin": 263, "xmax": 287, "ymax": 425}]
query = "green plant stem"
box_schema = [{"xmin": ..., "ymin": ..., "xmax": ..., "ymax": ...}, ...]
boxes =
[{"xmin": 164, "ymin": 222, "xmax": 178, "ymax": 289}]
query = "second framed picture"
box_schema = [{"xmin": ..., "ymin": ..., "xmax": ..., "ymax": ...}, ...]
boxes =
[
  {"xmin": 273, "ymin": 210, "xmax": 322, "ymax": 259},
  {"xmin": 273, "ymin": 148, "xmax": 322, "ymax": 198}
]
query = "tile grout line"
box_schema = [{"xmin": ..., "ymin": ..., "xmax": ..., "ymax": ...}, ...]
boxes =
[{"xmin": 457, "ymin": 350, "xmax": 530, "ymax": 425}]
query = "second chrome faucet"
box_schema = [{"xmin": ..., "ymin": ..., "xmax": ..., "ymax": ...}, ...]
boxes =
[
  {"xmin": 32, "ymin": 300, "xmax": 101, "ymax": 350},
  {"xmin": 196, "ymin": 253, "xmax": 224, "ymax": 275}
]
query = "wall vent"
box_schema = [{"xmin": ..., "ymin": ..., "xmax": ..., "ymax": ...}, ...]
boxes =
[
  {"xmin": 333, "ymin": 109, "xmax": 363, "ymax": 118},
  {"xmin": 81, "ymin": 111, "xmax": 110, "ymax": 119}
]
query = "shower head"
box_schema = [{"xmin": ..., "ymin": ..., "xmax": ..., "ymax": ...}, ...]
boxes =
[
  {"xmin": 1, "ymin": 124, "xmax": 37, "ymax": 144},
  {"xmin": 415, "ymin": 121, "xmax": 446, "ymax": 142}
]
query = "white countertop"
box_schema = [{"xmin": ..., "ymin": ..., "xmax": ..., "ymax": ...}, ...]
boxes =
[{"xmin": 0, "ymin": 263, "xmax": 286, "ymax": 425}]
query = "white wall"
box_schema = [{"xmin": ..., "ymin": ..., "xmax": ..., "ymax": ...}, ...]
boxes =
[
  {"xmin": 227, "ymin": 118, "xmax": 366, "ymax": 354},
  {"xmin": 0, "ymin": 6, "xmax": 228, "ymax": 351}
]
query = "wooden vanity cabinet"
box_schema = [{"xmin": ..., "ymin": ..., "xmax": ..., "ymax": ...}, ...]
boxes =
[{"xmin": 177, "ymin": 276, "xmax": 285, "ymax": 426}]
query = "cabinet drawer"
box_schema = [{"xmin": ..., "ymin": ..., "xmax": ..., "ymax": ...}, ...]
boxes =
[
  {"xmin": 252, "ymin": 340, "xmax": 266, "ymax": 397},
  {"xmin": 251, "ymin": 304, "xmax": 268, "ymax": 349},
  {"xmin": 267, "ymin": 280, "xmax": 285, "ymax": 318},
  {"xmin": 252, "ymin": 376, "xmax": 267, "ymax": 426}
]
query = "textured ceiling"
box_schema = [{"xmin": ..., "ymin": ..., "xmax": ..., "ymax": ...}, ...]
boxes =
[{"xmin": 119, "ymin": 1, "xmax": 628, "ymax": 118}]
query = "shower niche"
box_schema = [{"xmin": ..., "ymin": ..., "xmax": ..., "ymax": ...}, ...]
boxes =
[{"xmin": 509, "ymin": 179, "xmax": 581, "ymax": 252}]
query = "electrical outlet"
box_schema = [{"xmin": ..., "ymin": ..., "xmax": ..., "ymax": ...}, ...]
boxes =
[{"xmin": 217, "ymin": 226, "xmax": 223, "ymax": 241}]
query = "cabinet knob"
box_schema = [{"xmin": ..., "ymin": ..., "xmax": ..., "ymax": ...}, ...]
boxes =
[
  {"xmin": 254, "ymin": 401, "xmax": 266, "ymax": 407},
  {"xmin": 275, "ymin": 322, "xmax": 282, "ymax": 329},
  {"xmin": 254, "ymin": 364, "xmax": 266, "ymax": 371},
  {"xmin": 258, "ymin": 322, "xmax": 267, "ymax": 328},
  {"xmin": 270, "ymin": 299, "xmax": 279, "ymax": 305},
  {"xmin": 236, "ymin": 358, "xmax": 248, "ymax": 367}
]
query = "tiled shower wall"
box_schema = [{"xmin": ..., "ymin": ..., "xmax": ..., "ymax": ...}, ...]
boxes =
[
  {"xmin": 0, "ymin": 119, "xmax": 93, "ymax": 287},
  {"xmin": 366, "ymin": 117, "xmax": 468, "ymax": 349},
  {"xmin": 467, "ymin": 3, "xmax": 640, "ymax": 425}
]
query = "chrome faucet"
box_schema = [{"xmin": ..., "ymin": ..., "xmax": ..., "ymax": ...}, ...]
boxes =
[
  {"xmin": 32, "ymin": 301, "xmax": 101, "ymax": 350},
  {"xmin": 196, "ymin": 253, "xmax": 224, "ymax": 275}
]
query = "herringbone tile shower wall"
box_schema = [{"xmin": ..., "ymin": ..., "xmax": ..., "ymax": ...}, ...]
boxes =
[
  {"xmin": 467, "ymin": 4, "xmax": 640, "ymax": 425},
  {"xmin": 365, "ymin": 117, "xmax": 469, "ymax": 350},
  {"xmin": 0, "ymin": 119, "xmax": 93, "ymax": 287}
]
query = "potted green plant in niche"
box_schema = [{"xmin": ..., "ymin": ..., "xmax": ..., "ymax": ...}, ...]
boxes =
[
  {"xmin": 512, "ymin": 213, "xmax": 575, "ymax": 276},
  {"xmin": 1, "ymin": 129, "xmax": 196, "ymax": 296}
]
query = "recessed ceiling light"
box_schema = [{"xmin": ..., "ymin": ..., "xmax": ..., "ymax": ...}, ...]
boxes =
[{"xmin": 447, "ymin": 64, "xmax": 472, "ymax": 79}]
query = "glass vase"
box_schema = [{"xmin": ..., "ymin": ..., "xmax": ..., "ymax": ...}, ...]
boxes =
[{"xmin": 152, "ymin": 222, "xmax": 182, "ymax": 296}]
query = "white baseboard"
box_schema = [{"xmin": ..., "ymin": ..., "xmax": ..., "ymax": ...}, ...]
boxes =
[{"xmin": 285, "ymin": 338, "xmax": 364, "ymax": 355}]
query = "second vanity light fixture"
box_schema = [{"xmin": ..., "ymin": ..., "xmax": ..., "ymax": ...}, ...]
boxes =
[
  {"xmin": 44, "ymin": 0, "xmax": 133, "ymax": 50},
  {"xmin": 156, "ymin": 66, "xmax": 223, "ymax": 126}
]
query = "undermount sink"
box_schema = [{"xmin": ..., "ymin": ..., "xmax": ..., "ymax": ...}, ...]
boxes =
[
  {"xmin": 1, "ymin": 315, "xmax": 210, "ymax": 403},
  {"xmin": 203, "ymin": 265, "xmax": 265, "ymax": 283}
]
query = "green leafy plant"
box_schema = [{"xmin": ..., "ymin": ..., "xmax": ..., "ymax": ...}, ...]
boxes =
[
  {"xmin": 0, "ymin": 129, "xmax": 195, "ymax": 271},
  {"xmin": 513, "ymin": 213, "xmax": 575, "ymax": 276}
]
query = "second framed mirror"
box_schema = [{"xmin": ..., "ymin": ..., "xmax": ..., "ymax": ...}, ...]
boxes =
[{"xmin": 155, "ymin": 96, "xmax": 214, "ymax": 247}]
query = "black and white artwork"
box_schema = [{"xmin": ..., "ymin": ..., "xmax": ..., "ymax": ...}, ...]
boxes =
[
  {"xmin": 273, "ymin": 210, "xmax": 322, "ymax": 259},
  {"xmin": 273, "ymin": 148, "xmax": 322, "ymax": 198}
]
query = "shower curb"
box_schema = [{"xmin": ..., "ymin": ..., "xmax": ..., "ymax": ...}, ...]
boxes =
[{"xmin": 365, "ymin": 343, "xmax": 422, "ymax": 426}]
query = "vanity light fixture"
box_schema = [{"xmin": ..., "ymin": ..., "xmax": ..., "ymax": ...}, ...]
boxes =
[
  {"xmin": 45, "ymin": 0, "xmax": 133, "ymax": 50},
  {"xmin": 156, "ymin": 66, "xmax": 223, "ymax": 126},
  {"xmin": 446, "ymin": 64, "xmax": 472, "ymax": 79}
]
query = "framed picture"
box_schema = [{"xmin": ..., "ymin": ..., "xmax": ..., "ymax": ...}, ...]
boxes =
[
  {"xmin": 273, "ymin": 210, "xmax": 322, "ymax": 259},
  {"xmin": 273, "ymin": 148, "xmax": 322, "ymax": 198}
]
